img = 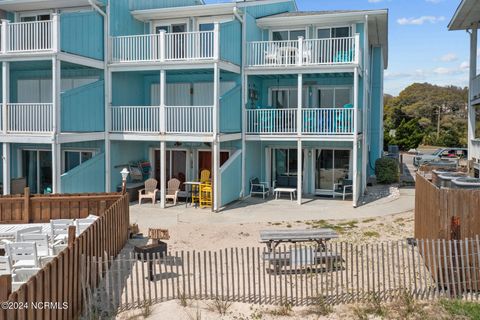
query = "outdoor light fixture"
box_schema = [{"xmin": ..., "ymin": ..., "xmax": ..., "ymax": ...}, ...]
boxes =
[{"xmin": 120, "ymin": 167, "xmax": 129, "ymax": 194}]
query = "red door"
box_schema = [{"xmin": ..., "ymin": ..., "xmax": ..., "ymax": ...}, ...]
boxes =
[{"xmin": 198, "ymin": 151, "xmax": 229, "ymax": 178}]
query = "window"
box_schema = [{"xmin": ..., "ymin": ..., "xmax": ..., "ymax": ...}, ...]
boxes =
[
  {"xmin": 64, "ymin": 151, "xmax": 94, "ymax": 173},
  {"xmin": 272, "ymin": 29, "xmax": 306, "ymax": 41},
  {"xmin": 155, "ymin": 23, "xmax": 187, "ymax": 34},
  {"xmin": 317, "ymin": 87, "xmax": 352, "ymax": 108},
  {"xmin": 317, "ymin": 26, "xmax": 351, "ymax": 39},
  {"xmin": 273, "ymin": 149, "xmax": 299, "ymax": 176},
  {"xmin": 271, "ymin": 88, "xmax": 308, "ymax": 108},
  {"xmin": 20, "ymin": 14, "xmax": 51, "ymax": 22}
]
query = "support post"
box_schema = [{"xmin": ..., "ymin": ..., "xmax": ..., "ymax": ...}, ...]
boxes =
[
  {"xmin": 52, "ymin": 57, "xmax": 61, "ymax": 194},
  {"xmin": 160, "ymin": 69, "xmax": 166, "ymax": 133},
  {"xmin": 68, "ymin": 226, "xmax": 76, "ymax": 247},
  {"xmin": 159, "ymin": 30, "xmax": 166, "ymax": 62},
  {"xmin": 297, "ymin": 140, "xmax": 302, "ymax": 205},
  {"xmin": 105, "ymin": 69, "xmax": 112, "ymax": 192},
  {"xmin": 352, "ymin": 67, "xmax": 359, "ymax": 207},
  {"xmin": 2, "ymin": 61, "xmax": 9, "ymax": 134},
  {"xmin": 213, "ymin": 23, "xmax": 220, "ymax": 60},
  {"xmin": 52, "ymin": 13, "xmax": 60, "ymax": 53},
  {"xmin": 1, "ymin": 20, "xmax": 8, "ymax": 54},
  {"xmin": 468, "ymin": 25, "xmax": 478, "ymax": 159},
  {"xmin": 213, "ymin": 63, "xmax": 220, "ymax": 211},
  {"xmin": 2, "ymin": 143, "xmax": 9, "ymax": 195},
  {"xmin": 160, "ymin": 141, "xmax": 166, "ymax": 208},
  {"xmin": 297, "ymin": 73, "xmax": 303, "ymax": 135},
  {"xmin": 241, "ymin": 74, "xmax": 247, "ymax": 197},
  {"xmin": 297, "ymin": 36, "xmax": 304, "ymax": 66}
]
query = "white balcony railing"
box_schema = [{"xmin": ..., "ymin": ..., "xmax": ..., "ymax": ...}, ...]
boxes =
[
  {"xmin": 111, "ymin": 106, "xmax": 161, "ymax": 133},
  {"xmin": 0, "ymin": 17, "xmax": 58, "ymax": 54},
  {"xmin": 7, "ymin": 103, "xmax": 53, "ymax": 133},
  {"xmin": 110, "ymin": 106, "xmax": 213, "ymax": 134},
  {"xmin": 247, "ymin": 108, "xmax": 354, "ymax": 135},
  {"xmin": 302, "ymin": 108, "xmax": 354, "ymax": 135},
  {"xmin": 165, "ymin": 106, "xmax": 213, "ymax": 133},
  {"xmin": 472, "ymin": 75, "xmax": 480, "ymax": 101},
  {"xmin": 246, "ymin": 35, "xmax": 360, "ymax": 68},
  {"xmin": 246, "ymin": 108, "xmax": 297, "ymax": 134},
  {"xmin": 110, "ymin": 30, "xmax": 218, "ymax": 63}
]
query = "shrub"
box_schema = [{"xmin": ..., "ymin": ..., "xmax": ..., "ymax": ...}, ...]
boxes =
[{"xmin": 375, "ymin": 157, "xmax": 399, "ymax": 184}]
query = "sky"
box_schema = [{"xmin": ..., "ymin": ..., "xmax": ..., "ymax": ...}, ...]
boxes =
[{"xmin": 205, "ymin": 0, "xmax": 476, "ymax": 96}]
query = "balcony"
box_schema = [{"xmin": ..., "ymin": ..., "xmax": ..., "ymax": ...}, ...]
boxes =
[
  {"xmin": 246, "ymin": 35, "xmax": 360, "ymax": 69},
  {"xmin": 0, "ymin": 19, "xmax": 57, "ymax": 55},
  {"xmin": 246, "ymin": 107, "xmax": 354, "ymax": 136},
  {"xmin": 111, "ymin": 106, "xmax": 213, "ymax": 134},
  {"xmin": 110, "ymin": 30, "xmax": 218, "ymax": 64},
  {"xmin": 0, "ymin": 103, "xmax": 54, "ymax": 133},
  {"xmin": 472, "ymin": 75, "xmax": 480, "ymax": 103}
]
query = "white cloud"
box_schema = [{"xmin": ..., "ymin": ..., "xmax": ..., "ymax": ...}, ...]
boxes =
[
  {"xmin": 439, "ymin": 53, "xmax": 457, "ymax": 62},
  {"xmin": 397, "ymin": 16, "xmax": 445, "ymax": 25},
  {"xmin": 460, "ymin": 61, "xmax": 469, "ymax": 70}
]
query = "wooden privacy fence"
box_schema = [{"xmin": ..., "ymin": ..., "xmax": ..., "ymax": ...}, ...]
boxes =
[
  {"xmin": 0, "ymin": 188, "xmax": 122, "ymax": 224},
  {"xmin": 81, "ymin": 238, "xmax": 480, "ymax": 318},
  {"xmin": 415, "ymin": 174, "xmax": 480, "ymax": 240},
  {"xmin": 0, "ymin": 193, "xmax": 130, "ymax": 320}
]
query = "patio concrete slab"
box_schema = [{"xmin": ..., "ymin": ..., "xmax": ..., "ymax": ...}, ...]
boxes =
[{"xmin": 129, "ymin": 187, "xmax": 415, "ymax": 229}]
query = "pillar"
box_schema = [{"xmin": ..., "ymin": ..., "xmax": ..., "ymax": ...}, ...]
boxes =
[
  {"xmin": 468, "ymin": 25, "xmax": 478, "ymax": 158},
  {"xmin": 105, "ymin": 69, "xmax": 112, "ymax": 192},
  {"xmin": 2, "ymin": 143, "xmax": 10, "ymax": 195},
  {"xmin": 51, "ymin": 57, "xmax": 61, "ymax": 193},
  {"xmin": 352, "ymin": 67, "xmax": 359, "ymax": 207},
  {"xmin": 212, "ymin": 63, "xmax": 220, "ymax": 211},
  {"xmin": 297, "ymin": 73, "xmax": 303, "ymax": 205},
  {"xmin": 297, "ymin": 140, "xmax": 302, "ymax": 205},
  {"xmin": 160, "ymin": 141, "xmax": 166, "ymax": 208}
]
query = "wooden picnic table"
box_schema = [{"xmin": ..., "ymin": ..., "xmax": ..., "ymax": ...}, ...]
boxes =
[{"xmin": 259, "ymin": 228, "xmax": 338, "ymax": 252}]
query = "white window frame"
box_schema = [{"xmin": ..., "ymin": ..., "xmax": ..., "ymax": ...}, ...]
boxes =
[
  {"xmin": 314, "ymin": 85, "xmax": 353, "ymax": 108},
  {"xmin": 62, "ymin": 149, "xmax": 97, "ymax": 173},
  {"xmin": 268, "ymin": 86, "xmax": 309, "ymax": 108},
  {"xmin": 269, "ymin": 27, "xmax": 308, "ymax": 41},
  {"xmin": 315, "ymin": 24, "xmax": 354, "ymax": 39},
  {"xmin": 17, "ymin": 10, "xmax": 53, "ymax": 22},
  {"xmin": 196, "ymin": 16, "xmax": 233, "ymax": 31},
  {"xmin": 152, "ymin": 19, "xmax": 190, "ymax": 34}
]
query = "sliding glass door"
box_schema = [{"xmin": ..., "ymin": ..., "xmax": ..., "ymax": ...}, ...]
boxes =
[
  {"xmin": 271, "ymin": 148, "xmax": 304, "ymax": 188},
  {"xmin": 22, "ymin": 150, "xmax": 52, "ymax": 194},
  {"xmin": 154, "ymin": 150, "xmax": 188, "ymax": 189},
  {"xmin": 315, "ymin": 149, "xmax": 351, "ymax": 194}
]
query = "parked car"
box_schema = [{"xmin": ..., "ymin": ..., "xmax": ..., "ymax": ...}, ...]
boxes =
[{"xmin": 413, "ymin": 148, "xmax": 468, "ymax": 167}]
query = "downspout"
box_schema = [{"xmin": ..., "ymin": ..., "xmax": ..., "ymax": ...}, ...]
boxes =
[{"xmin": 234, "ymin": 6, "xmax": 246, "ymax": 198}]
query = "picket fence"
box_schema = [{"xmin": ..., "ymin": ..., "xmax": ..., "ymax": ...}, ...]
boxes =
[{"xmin": 82, "ymin": 237, "xmax": 480, "ymax": 318}]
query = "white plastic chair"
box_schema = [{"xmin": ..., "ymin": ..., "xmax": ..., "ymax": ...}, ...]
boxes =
[
  {"xmin": 19, "ymin": 233, "xmax": 51, "ymax": 257},
  {"xmin": 264, "ymin": 44, "xmax": 281, "ymax": 65},
  {"xmin": 0, "ymin": 226, "xmax": 43, "ymax": 246},
  {"xmin": 6, "ymin": 242, "xmax": 39, "ymax": 269},
  {"xmin": 0, "ymin": 256, "xmax": 12, "ymax": 275},
  {"xmin": 75, "ymin": 218, "xmax": 97, "ymax": 236},
  {"xmin": 50, "ymin": 219, "xmax": 74, "ymax": 245},
  {"xmin": 12, "ymin": 268, "xmax": 41, "ymax": 291}
]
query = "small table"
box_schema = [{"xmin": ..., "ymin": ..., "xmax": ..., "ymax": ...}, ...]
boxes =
[
  {"xmin": 183, "ymin": 181, "xmax": 201, "ymax": 208},
  {"xmin": 273, "ymin": 187, "xmax": 297, "ymax": 201}
]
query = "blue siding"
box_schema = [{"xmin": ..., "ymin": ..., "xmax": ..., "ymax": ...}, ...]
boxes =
[
  {"xmin": 245, "ymin": 12, "xmax": 265, "ymax": 42},
  {"xmin": 245, "ymin": 2, "xmax": 296, "ymax": 18},
  {"xmin": 61, "ymin": 11, "xmax": 104, "ymax": 60},
  {"xmin": 220, "ymin": 150, "xmax": 242, "ymax": 206},
  {"xmin": 112, "ymin": 73, "xmax": 146, "ymax": 106},
  {"xmin": 61, "ymin": 152, "xmax": 105, "ymax": 193},
  {"xmin": 61, "ymin": 80, "xmax": 105, "ymax": 132},
  {"xmin": 220, "ymin": 20, "xmax": 242, "ymax": 66},
  {"xmin": 220, "ymin": 85, "xmax": 241, "ymax": 133},
  {"xmin": 110, "ymin": 0, "xmax": 147, "ymax": 36},
  {"xmin": 369, "ymin": 47, "xmax": 384, "ymax": 174},
  {"xmin": 356, "ymin": 23, "xmax": 365, "ymax": 55}
]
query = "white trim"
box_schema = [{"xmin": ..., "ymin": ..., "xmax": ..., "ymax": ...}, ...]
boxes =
[
  {"xmin": 196, "ymin": 15, "xmax": 233, "ymax": 30},
  {"xmin": 62, "ymin": 148, "xmax": 97, "ymax": 173},
  {"xmin": 151, "ymin": 18, "xmax": 190, "ymax": 34},
  {"xmin": 313, "ymin": 147, "xmax": 353, "ymax": 195},
  {"xmin": 269, "ymin": 27, "xmax": 308, "ymax": 41},
  {"xmin": 17, "ymin": 10, "xmax": 52, "ymax": 22},
  {"xmin": 314, "ymin": 24, "xmax": 353, "ymax": 37}
]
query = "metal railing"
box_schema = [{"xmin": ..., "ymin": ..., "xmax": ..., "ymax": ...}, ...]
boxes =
[
  {"xmin": 7, "ymin": 103, "xmax": 53, "ymax": 133},
  {"xmin": 165, "ymin": 106, "xmax": 213, "ymax": 133},
  {"xmin": 111, "ymin": 106, "xmax": 161, "ymax": 133}
]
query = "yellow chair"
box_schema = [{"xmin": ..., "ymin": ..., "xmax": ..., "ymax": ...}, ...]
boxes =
[
  {"xmin": 199, "ymin": 183, "xmax": 212, "ymax": 208},
  {"xmin": 200, "ymin": 169, "xmax": 211, "ymax": 183}
]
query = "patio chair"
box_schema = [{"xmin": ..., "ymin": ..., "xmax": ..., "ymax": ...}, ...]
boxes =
[
  {"xmin": 199, "ymin": 183, "xmax": 213, "ymax": 208},
  {"xmin": 19, "ymin": 233, "xmax": 51, "ymax": 257},
  {"xmin": 165, "ymin": 178, "xmax": 181, "ymax": 205},
  {"xmin": 0, "ymin": 226, "xmax": 43, "ymax": 246},
  {"xmin": 200, "ymin": 169, "xmax": 211, "ymax": 183},
  {"xmin": 50, "ymin": 219, "xmax": 74, "ymax": 246},
  {"xmin": 6, "ymin": 242, "xmax": 39, "ymax": 269},
  {"xmin": 302, "ymin": 41, "xmax": 312, "ymax": 64},
  {"xmin": 333, "ymin": 179, "xmax": 353, "ymax": 200},
  {"xmin": 75, "ymin": 218, "xmax": 97, "ymax": 236},
  {"xmin": 264, "ymin": 44, "xmax": 281, "ymax": 65},
  {"xmin": 250, "ymin": 177, "xmax": 270, "ymax": 199},
  {"xmin": 11, "ymin": 268, "xmax": 41, "ymax": 291},
  {"xmin": 138, "ymin": 178, "xmax": 159, "ymax": 204},
  {"xmin": 0, "ymin": 256, "xmax": 12, "ymax": 275}
]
